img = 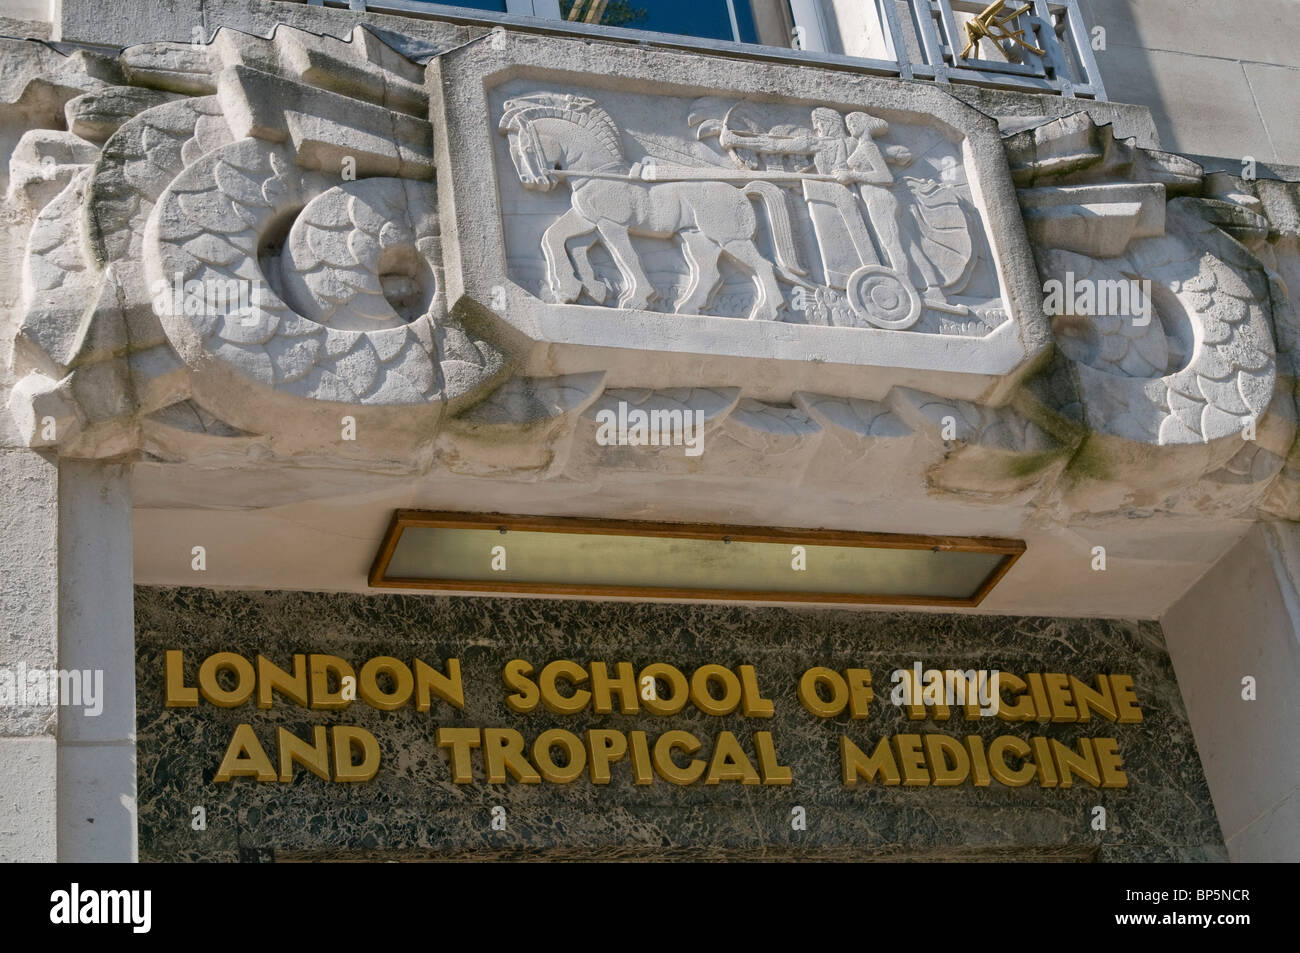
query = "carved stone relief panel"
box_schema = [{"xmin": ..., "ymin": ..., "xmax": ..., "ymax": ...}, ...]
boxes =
[
  {"xmin": 495, "ymin": 89, "xmax": 1005, "ymax": 331},
  {"xmin": 431, "ymin": 38, "xmax": 1051, "ymax": 405}
]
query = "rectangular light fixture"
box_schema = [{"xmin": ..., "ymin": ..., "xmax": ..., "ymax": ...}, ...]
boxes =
[{"xmin": 369, "ymin": 511, "xmax": 1024, "ymax": 607}]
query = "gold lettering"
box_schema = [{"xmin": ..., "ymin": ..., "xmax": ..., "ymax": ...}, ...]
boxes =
[
  {"xmin": 652, "ymin": 730, "xmax": 705, "ymax": 785},
  {"xmin": 689, "ymin": 664, "xmax": 742, "ymax": 716},
  {"xmin": 358, "ymin": 656, "xmax": 414, "ymax": 710},
  {"xmin": 164, "ymin": 650, "xmax": 198, "ymax": 707},
  {"xmin": 628, "ymin": 730, "xmax": 655, "ymax": 785},
  {"xmin": 639, "ymin": 663, "xmax": 688, "ymax": 716},
  {"xmin": 502, "ymin": 659, "xmax": 539, "ymax": 714},
  {"xmin": 1109, "ymin": 675, "xmax": 1143, "ymax": 723},
  {"xmin": 949, "ymin": 671, "xmax": 982, "ymax": 720},
  {"xmin": 309, "ymin": 655, "xmax": 355, "ymax": 710},
  {"xmin": 705, "ymin": 731, "xmax": 760, "ymax": 785},
  {"xmin": 436, "ymin": 727, "xmax": 481, "ymax": 784},
  {"xmin": 840, "ymin": 735, "xmax": 900, "ymax": 787},
  {"xmin": 846, "ymin": 668, "xmax": 873, "ymax": 719},
  {"xmin": 214, "ymin": 724, "xmax": 275, "ymax": 782},
  {"xmin": 994, "ymin": 673, "xmax": 1035, "ymax": 722},
  {"xmin": 332, "ymin": 725, "xmax": 380, "ymax": 782},
  {"xmin": 739, "ymin": 665, "xmax": 775, "ymax": 717},
  {"xmin": 925, "ymin": 671, "xmax": 951, "ymax": 723},
  {"xmin": 590, "ymin": 662, "xmax": 638, "ymax": 715},
  {"xmin": 894, "ymin": 733, "xmax": 930, "ymax": 786},
  {"xmin": 277, "ymin": 725, "xmax": 330, "ymax": 781},
  {"xmin": 965, "ymin": 735, "xmax": 991, "ymax": 786},
  {"xmin": 1051, "ymin": 737, "xmax": 1101, "ymax": 788},
  {"xmin": 257, "ymin": 654, "xmax": 308, "ymax": 709},
  {"xmin": 1043, "ymin": 672, "xmax": 1078, "ymax": 722},
  {"xmin": 925, "ymin": 734, "xmax": 970, "ymax": 786},
  {"xmin": 538, "ymin": 660, "xmax": 590, "ymax": 715},
  {"xmin": 532, "ymin": 728, "xmax": 586, "ymax": 783},
  {"xmin": 900, "ymin": 669, "xmax": 926, "ymax": 722},
  {"xmin": 198, "ymin": 652, "xmax": 255, "ymax": 708},
  {"xmin": 1031, "ymin": 736, "xmax": 1058, "ymax": 787},
  {"xmin": 755, "ymin": 731, "xmax": 792, "ymax": 785},
  {"xmin": 798, "ymin": 667, "xmax": 847, "ymax": 718},
  {"xmin": 1025, "ymin": 673, "xmax": 1052, "ymax": 723},
  {"xmin": 1069, "ymin": 674, "xmax": 1117, "ymax": 722},
  {"xmin": 585, "ymin": 729, "xmax": 628, "ymax": 783},
  {"xmin": 483, "ymin": 727, "xmax": 540, "ymax": 784},
  {"xmin": 988, "ymin": 735, "xmax": 1035, "ymax": 787},
  {"xmin": 1094, "ymin": 737, "xmax": 1128, "ymax": 787},
  {"xmin": 414, "ymin": 658, "xmax": 463, "ymax": 711}
]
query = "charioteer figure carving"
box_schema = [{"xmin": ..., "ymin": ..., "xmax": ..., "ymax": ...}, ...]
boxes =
[{"xmin": 717, "ymin": 106, "xmax": 914, "ymax": 291}]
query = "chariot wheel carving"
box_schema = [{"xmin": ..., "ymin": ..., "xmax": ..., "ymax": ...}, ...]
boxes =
[{"xmin": 845, "ymin": 265, "xmax": 923, "ymax": 330}]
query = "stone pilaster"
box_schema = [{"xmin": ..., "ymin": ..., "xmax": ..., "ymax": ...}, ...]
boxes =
[
  {"xmin": 0, "ymin": 450, "xmax": 135, "ymax": 862},
  {"xmin": 1162, "ymin": 524, "xmax": 1300, "ymax": 861},
  {"xmin": 0, "ymin": 448, "xmax": 59, "ymax": 861},
  {"xmin": 56, "ymin": 460, "xmax": 136, "ymax": 862}
]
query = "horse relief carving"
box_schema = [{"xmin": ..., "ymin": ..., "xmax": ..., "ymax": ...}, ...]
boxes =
[{"xmin": 496, "ymin": 91, "xmax": 1001, "ymax": 334}]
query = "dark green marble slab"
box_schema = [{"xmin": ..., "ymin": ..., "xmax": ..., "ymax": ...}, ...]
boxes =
[{"xmin": 135, "ymin": 587, "xmax": 1225, "ymax": 862}]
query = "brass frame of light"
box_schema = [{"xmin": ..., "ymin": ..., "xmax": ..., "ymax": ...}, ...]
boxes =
[{"xmin": 369, "ymin": 510, "xmax": 1025, "ymax": 608}]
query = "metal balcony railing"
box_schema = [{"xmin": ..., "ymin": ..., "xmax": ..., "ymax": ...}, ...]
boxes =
[{"xmin": 300, "ymin": 0, "xmax": 1106, "ymax": 100}]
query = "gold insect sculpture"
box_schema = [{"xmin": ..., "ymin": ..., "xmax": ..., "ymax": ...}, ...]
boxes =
[{"xmin": 959, "ymin": 1, "xmax": 1046, "ymax": 59}]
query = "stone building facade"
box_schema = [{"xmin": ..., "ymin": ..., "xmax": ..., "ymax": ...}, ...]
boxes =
[{"xmin": 1, "ymin": 0, "xmax": 1297, "ymax": 861}]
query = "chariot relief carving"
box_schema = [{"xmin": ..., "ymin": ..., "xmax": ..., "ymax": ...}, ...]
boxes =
[{"xmin": 495, "ymin": 91, "xmax": 1002, "ymax": 335}]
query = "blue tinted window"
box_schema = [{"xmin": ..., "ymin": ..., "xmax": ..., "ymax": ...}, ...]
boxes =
[
  {"xmin": 561, "ymin": 1, "xmax": 757, "ymax": 44},
  {"xmin": 409, "ymin": 0, "xmax": 760, "ymax": 44},
  {"xmin": 433, "ymin": 1, "xmax": 508, "ymax": 10}
]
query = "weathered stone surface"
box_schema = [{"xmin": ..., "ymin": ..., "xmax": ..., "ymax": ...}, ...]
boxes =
[
  {"xmin": 5, "ymin": 128, "xmax": 99, "ymax": 210},
  {"xmin": 0, "ymin": 449, "xmax": 58, "ymax": 739},
  {"xmin": 6, "ymin": 371, "xmax": 82, "ymax": 448},
  {"xmin": 65, "ymin": 86, "xmax": 182, "ymax": 142},
  {"xmin": 437, "ymin": 372, "xmax": 606, "ymax": 478},
  {"xmin": 433, "ymin": 37, "xmax": 1051, "ymax": 407},
  {"xmin": 0, "ymin": 20, "xmax": 1296, "ymax": 524},
  {"xmin": 1008, "ymin": 114, "xmax": 1300, "ymax": 518},
  {"xmin": 3, "ymin": 25, "xmax": 518, "ymax": 465}
]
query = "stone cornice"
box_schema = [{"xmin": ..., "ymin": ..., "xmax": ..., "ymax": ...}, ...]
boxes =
[{"xmin": 0, "ymin": 23, "xmax": 1297, "ymax": 523}]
